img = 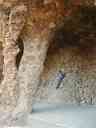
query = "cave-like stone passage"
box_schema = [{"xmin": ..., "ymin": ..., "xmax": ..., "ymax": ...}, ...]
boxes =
[
  {"xmin": 0, "ymin": 0, "xmax": 95, "ymax": 121},
  {"xmin": 0, "ymin": 0, "xmax": 65, "ymax": 115}
]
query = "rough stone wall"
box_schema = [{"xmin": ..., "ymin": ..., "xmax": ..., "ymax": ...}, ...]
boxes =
[
  {"xmin": 35, "ymin": 6, "xmax": 96, "ymax": 105},
  {"xmin": 0, "ymin": 0, "xmax": 66, "ymax": 114},
  {"xmin": 0, "ymin": 0, "xmax": 95, "ymax": 116},
  {"xmin": 0, "ymin": 0, "xmax": 28, "ymax": 113},
  {"xmin": 0, "ymin": 0, "xmax": 95, "ymax": 125},
  {"xmin": 35, "ymin": 46, "xmax": 96, "ymax": 105}
]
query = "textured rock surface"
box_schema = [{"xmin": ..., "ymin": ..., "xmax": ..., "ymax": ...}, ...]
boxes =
[
  {"xmin": 35, "ymin": 46, "xmax": 96, "ymax": 104},
  {"xmin": 0, "ymin": 0, "xmax": 65, "ymax": 114},
  {"xmin": 16, "ymin": 37, "xmax": 49, "ymax": 114},
  {"xmin": 0, "ymin": 0, "xmax": 95, "ymax": 116},
  {"xmin": 0, "ymin": 1, "xmax": 27, "ymax": 112},
  {"xmin": 35, "ymin": 6, "xmax": 96, "ymax": 105}
]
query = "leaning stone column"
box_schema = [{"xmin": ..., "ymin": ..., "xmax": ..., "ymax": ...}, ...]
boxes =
[
  {"xmin": 0, "ymin": 5, "xmax": 27, "ymax": 112},
  {"xmin": 14, "ymin": 1, "xmax": 60, "ymax": 115},
  {"xmin": 15, "ymin": 36, "xmax": 49, "ymax": 114}
]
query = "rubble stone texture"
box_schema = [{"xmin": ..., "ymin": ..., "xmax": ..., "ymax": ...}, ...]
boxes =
[
  {"xmin": 0, "ymin": 2, "xmax": 27, "ymax": 113},
  {"xmin": 0, "ymin": 0, "xmax": 95, "ymax": 117},
  {"xmin": 35, "ymin": 5, "xmax": 96, "ymax": 105},
  {"xmin": 0, "ymin": 0, "xmax": 65, "ymax": 114}
]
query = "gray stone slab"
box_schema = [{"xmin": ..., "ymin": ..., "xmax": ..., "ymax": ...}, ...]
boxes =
[
  {"xmin": 0, "ymin": 102, "xmax": 96, "ymax": 128},
  {"xmin": 27, "ymin": 102, "xmax": 96, "ymax": 128}
]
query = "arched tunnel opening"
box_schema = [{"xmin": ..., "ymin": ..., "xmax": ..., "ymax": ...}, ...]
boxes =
[
  {"xmin": 36, "ymin": 6, "xmax": 96, "ymax": 105},
  {"xmin": 0, "ymin": 4, "xmax": 96, "ymax": 105},
  {"xmin": 43, "ymin": 5, "xmax": 96, "ymax": 76}
]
